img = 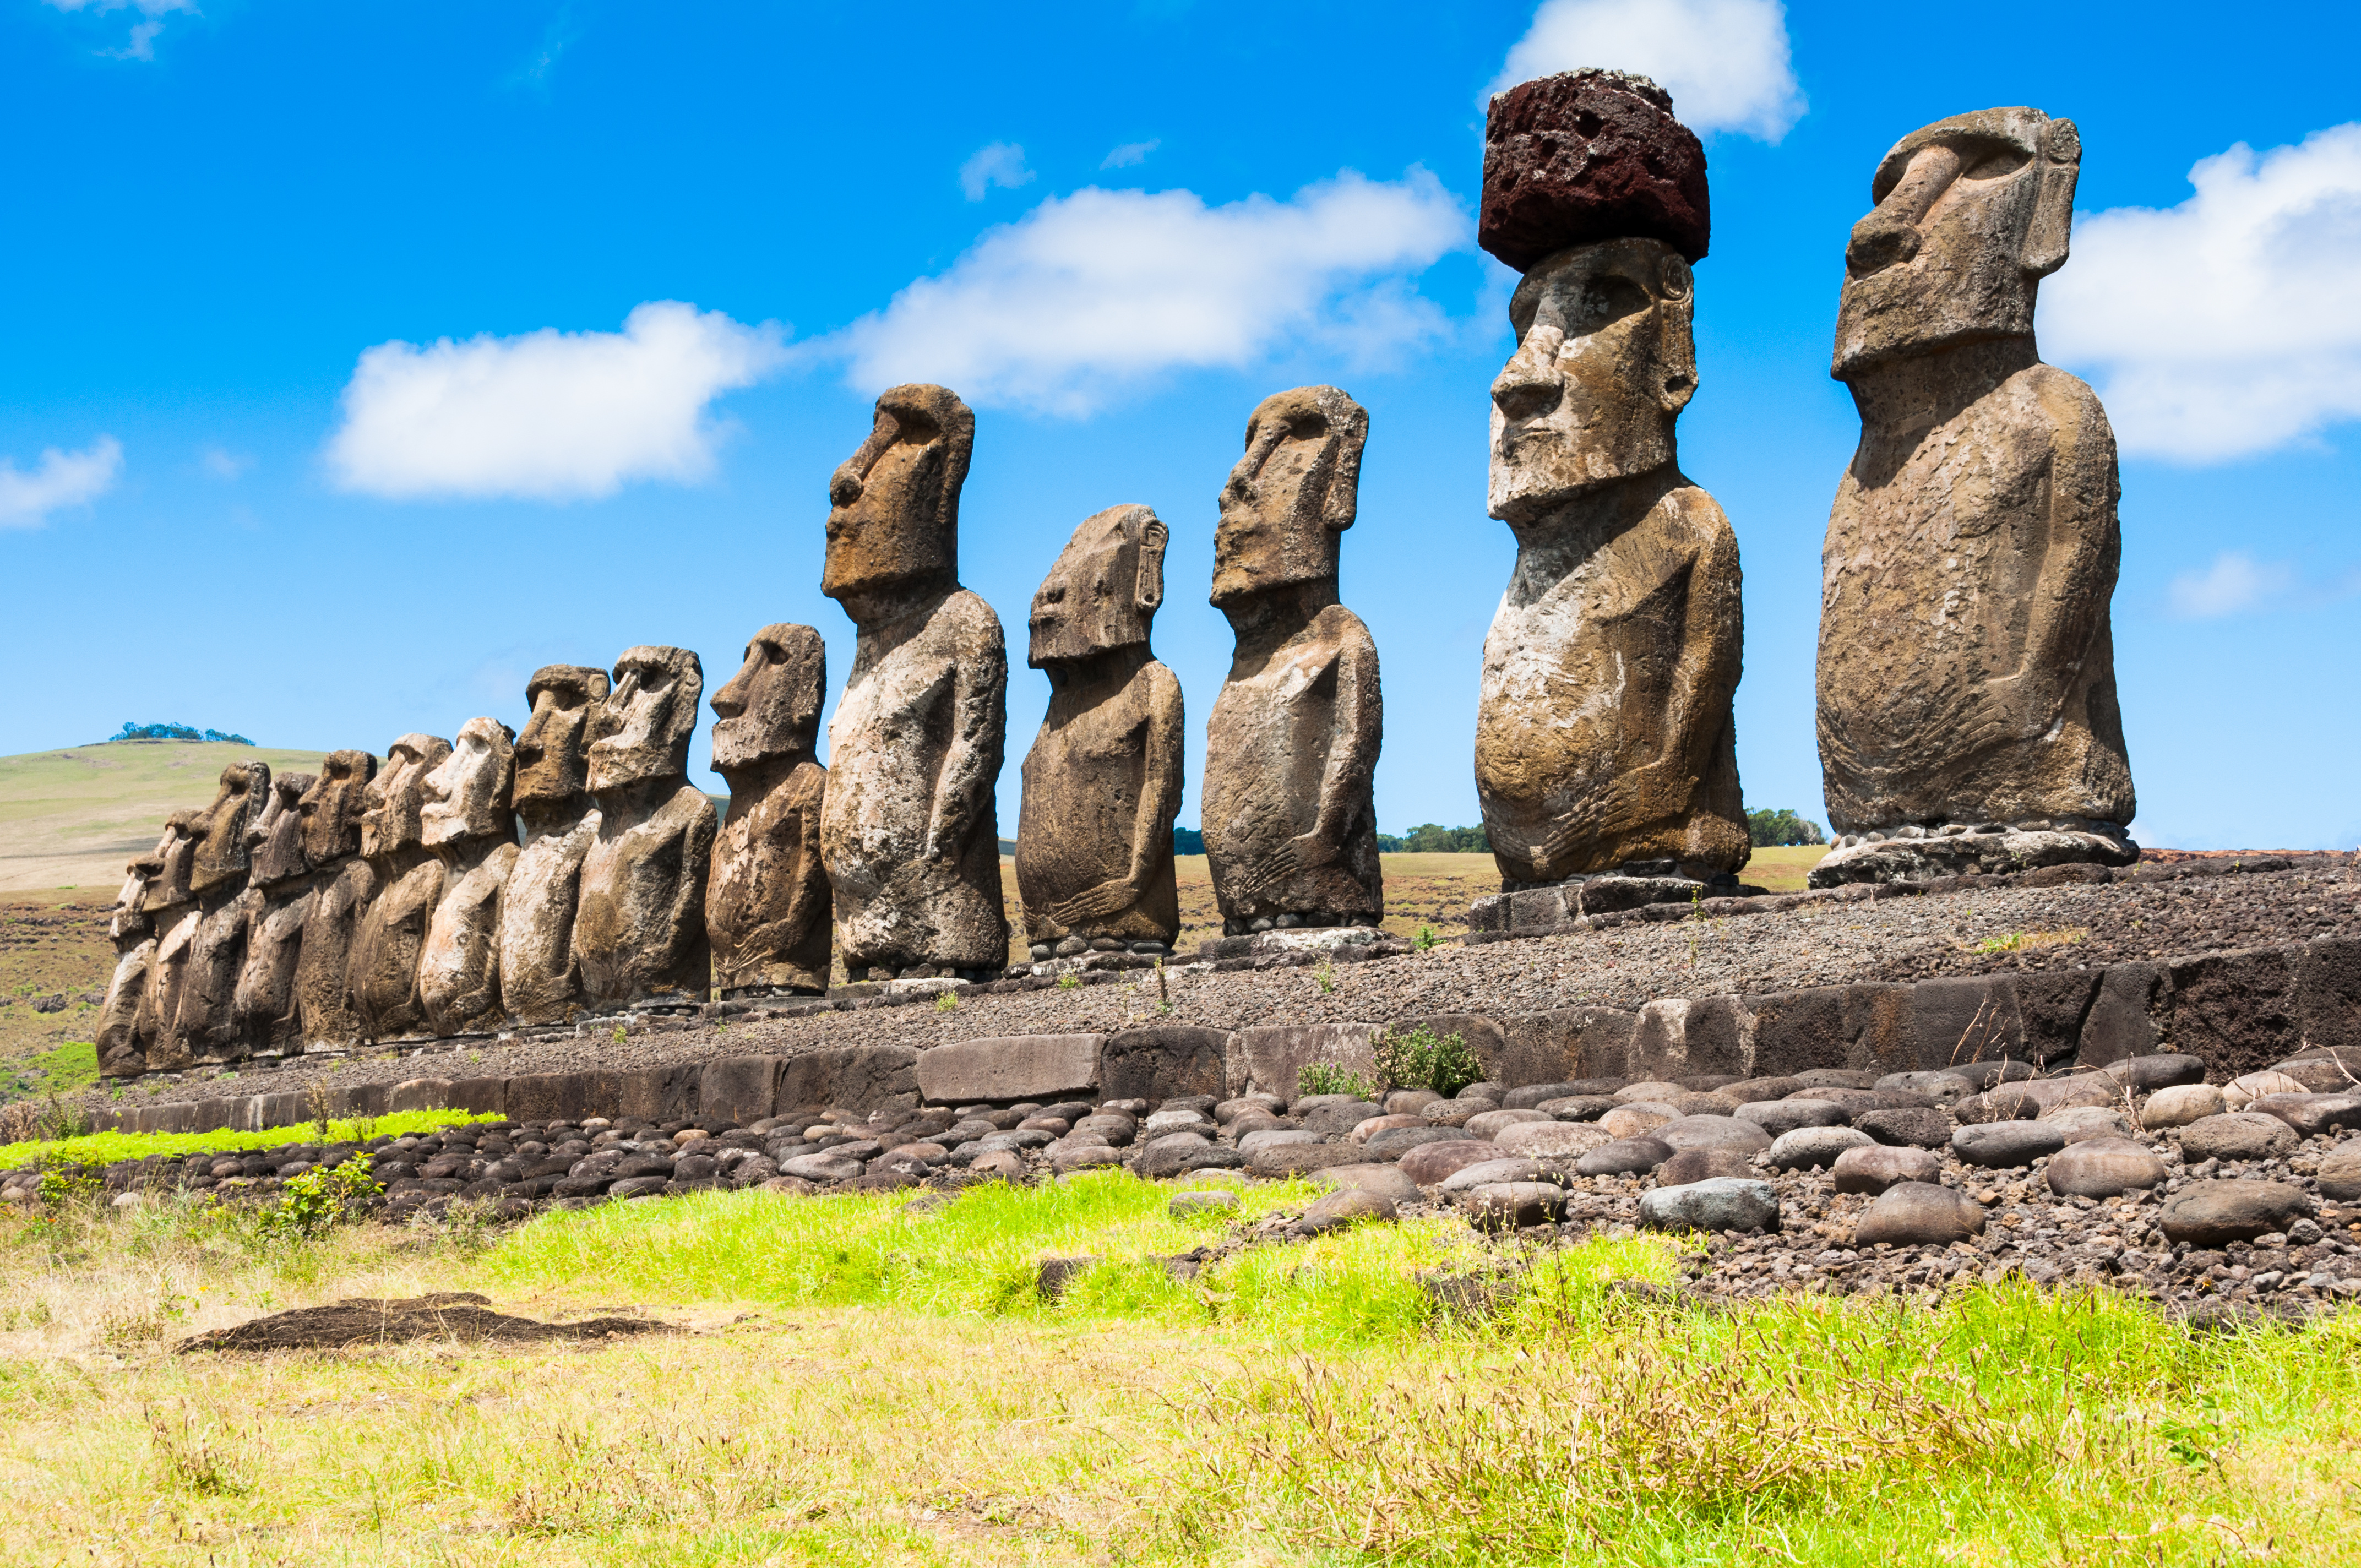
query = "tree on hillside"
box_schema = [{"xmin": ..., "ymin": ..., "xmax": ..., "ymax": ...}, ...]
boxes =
[{"xmin": 1748, "ymin": 808, "xmax": 1826, "ymax": 847}]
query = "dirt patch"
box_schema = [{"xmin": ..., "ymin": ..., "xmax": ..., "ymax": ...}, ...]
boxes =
[{"xmin": 177, "ymin": 1292, "xmax": 667, "ymax": 1353}]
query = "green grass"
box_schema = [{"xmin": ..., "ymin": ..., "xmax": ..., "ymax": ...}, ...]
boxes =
[
  {"xmin": 4, "ymin": 1039, "xmax": 97, "ymax": 1099},
  {"xmin": 0, "ymin": 1108, "xmax": 499, "ymax": 1169}
]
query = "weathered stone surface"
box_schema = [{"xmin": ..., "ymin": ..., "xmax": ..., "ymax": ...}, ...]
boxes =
[
  {"xmin": 918, "ymin": 1034, "xmax": 1102, "ymax": 1104},
  {"xmin": 2222, "ymin": 1069, "xmax": 2309, "ymax": 1109},
  {"xmin": 1099, "ymin": 1026, "xmax": 1230, "ymax": 1105},
  {"xmin": 1492, "ymin": 1120, "xmax": 1611, "ymax": 1157},
  {"xmin": 1737, "ymin": 1098, "xmax": 1848, "ymax": 1136},
  {"xmin": 1479, "ymin": 69, "xmax": 1709, "ymax": 271},
  {"xmin": 189, "ymin": 760, "xmax": 270, "ymax": 899},
  {"xmin": 175, "ymin": 763, "xmax": 272, "ymax": 1059},
  {"xmin": 699, "ymin": 1057, "xmax": 780, "ymax": 1125},
  {"xmin": 1854, "ymin": 1107, "xmax": 1953, "ymax": 1148},
  {"xmin": 1813, "ymin": 108, "xmax": 2134, "ymax": 879},
  {"xmin": 503, "ymin": 665, "xmax": 611, "ymax": 1025},
  {"xmin": 2078, "ymin": 964, "xmax": 2169, "ymax": 1067},
  {"xmin": 2158, "ymin": 1180, "xmax": 2313, "ymax": 1248},
  {"xmin": 2167, "ymin": 947, "xmax": 2302, "ymax": 1081},
  {"xmin": 2176, "ymin": 1112, "xmax": 2298, "ymax": 1164},
  {"xmin": 708, "ymin": 625, "xmax": 832, "ymax": 995},
  {"xmin": 1639, "ymin": 1177, "xmax": 1778, "ymax": 1234},
  {"xmin": 1202, "ymin": 386, "xmax": 1383, "ymax": 933},
  {"xmin": 1397, "ymin": 1139, "xmax": 1506, "ymax": 1186},
  {"xmin": 2039, "ymin": 1105, "xmax": 2132, "ymax": 1143},
  {"xmin": 819, "ymin": 385, "xmax": 1010, "ymax": 976},
  {"xmin": 1854, "ymin": 1182, "xmax": 1986, "ymax": 1245},
  {"xmin": 292, "ymin": 752, "xmax": 377, "ymax": 1047},
  {"xmin": 1831, "ymin": 1143, "xmax": 1943, "ymax": 1194},
  {"xmin": 1652, "ymin": 1114, "xmax": 1770, "ymax": 1154},
  {"xmin": 1228, "ymin": 1022, "xmax": 1381, "ymax": 1101},
  {"xmin": 577, "ymin": 647, "xmax": 717, "ymax": 1006},
  {"xmin": 1766, "ymin": 1125, "xmax": 1873, "ymax": 1170},
  {"xmin": 2141, "ymin": 1083, "xmax": 2226, "ymax": 1127},
  {"xmin": 1952, "ymin": 1120, "xmax": 2066, "ymax": 1167},
  {"xmin": 2319, "ymin": 1146, "xmax": 2361, "ymax": 1202},
  {"xmin": 1313, "ymin": 1163, "xmax": 1422, "ymax": 1205},
  {"xmin": 2045, "ymin": 1137, "xmax": 2165, "ymax": 1197},
  {"xmin": 1464, "ymin": 1182, "xmax": 1568, "ymax": 1229},
  {"xmin": 95, "ymin": 938, "xmax": 154, "ymax": 1079},
  {"xmin": 1018, "ymin": 504, "xmax": 1184, "ymax": 950},
  {"xmin": 349, "ymin": 734, "xmax": 451, "ymax": 1043},
  {"xmin": 2296, "ymin": 938, "xmax": 2361, "ymax": 1058},
  {"xmin": 131, "ymin": 821, "xmax": 200, "ymax": 1069},
  {"xmin": 1499, "ymin": 1005, "xmax": 1636, "ymax": 1082},
  {"xmin": 1296, "ymin": 1187, "xmax": 1398, "ymax": 1233},
  {"xmin": 777, "ymin": 1043, "xmax": 918, "ymax": 1119},
  {"xmin": 2252, "ymin": 1093, "xmax": 2361, "ymax": 1139},
  {"xmin": 232, "ymin": 772, "xmax": 314, "ymax": 1055},
  {"xmin": 1476, "ymin": 232, "xmax": 1744, "ymax": 889},
  {"xmin": 1655, "ymin": 1145, "xmax": 1752, "ymax": 1185},
  {"xmin": 1910, "ymin": 975, "xmax": 2024, "ymax": 1069},
  {"xmin": 418, "ymin": 717, "xmax": 518, "ymax": 1037},
  {"xmin": 1599, "ymin": 1103, "xmax": 1675, "ymax": 1140},
  {"xmin": 2099, "ymin": 1050, "xmax": 2204, "ymax": 1091}
]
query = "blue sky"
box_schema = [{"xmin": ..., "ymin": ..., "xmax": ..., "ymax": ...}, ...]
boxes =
[{"xmin": 4, "ymin": 0, "xmax": 2359, "ymax": 852}]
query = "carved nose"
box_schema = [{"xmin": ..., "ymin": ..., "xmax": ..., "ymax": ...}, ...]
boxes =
[
  {"xmin": 828, "ymin": 468, "xmax": 864, "ymax": 508},
  {"xmin": 1493, "ymin": 371, "xmax": 1562, "ymax": 424},
  {"xmin": 1846, "ymin": 210, "xmax": 1922, "ymax": 278}
]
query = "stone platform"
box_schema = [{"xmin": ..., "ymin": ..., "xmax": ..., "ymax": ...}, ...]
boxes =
[{"xmin": 1810, "ymin": 820, "xmax": 2139, "ymax": 888}]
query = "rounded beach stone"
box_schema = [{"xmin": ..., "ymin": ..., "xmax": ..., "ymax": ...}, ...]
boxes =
[
  {"xmin": 1438, "ymin": 1156, "xmax": 1563, "ymax": 1194},
  {"xmin": 2316, "ymin": 1145, "xmax": 2361, "ymax": 1202},
  {"xmin": 1951, "ymin": 1121, "xmax": 2067, "ymax": 1167},
  {"xmin": 1764, "ymin": 1125, "xmax": 1873, "ymax": 1170},
  {"xmin": 969, "ymin": 1149, "xmax": 1026, "ymax": 1179},
  {"xmin": 1652, "ymin": 1115, "xmax": 1771, "ymax": 1155},
  {"xmin": 1481, "ymin": 68, "xmax": 1709, "ymax": 270},
  {"xmin": 1877, "ymin": 1070, "xmax": 1971, "ymax": 1104},
  {"xmin": 1854, "ymin": 1107, "xmax": 1953, "ymax": 1148},
  {"xmin": 1397, "ymin": 1139, "xmax": 1503, "ymax": 1186},
  {"xmin": 1492, "ymin": 1121, "xmax": 1611, "ymax": 1157},
  {"xmin": 2100, "ymin": 1053, "xmax": 2205, "ymax": 1091},
  {"xmin": 1238, "ymin": 1129, "xmax": 1320, "ymax": 1154},
  {"xmin": 1465, "ymin": 1108, "xmax": 1551, "ymax": 1140},
  {"xmin": 2159, "ymin": 1180, "xmax": 2313, "ymax": 1248},
  {"xmin": 1654, "ymin": 1146, "xmax": 1752, "ymax": 1185},
  {"xmin": 1638, "ymin": 1176, "xmax": 1778, "ymax": 1234},
  {"xmin": 2253, "ymin": 1093, "xmax": 2361, "ymax": 1139},
  {"xmin": 1736, "ymin": 1099, "xmax": 1849, "ymax": 1136},
  {"xmin": 1575, "ymin": 1136, "xmax": 1673, "ymax": 1176},
  {"xmin": 1614, "ymin": 1080, "xmax": 1689, "ymax": 1103},
  {"xmin": 2177, "ymin": 1113, "xmax": 2298, "ymax": 1164},
  {"xmin": 2041, "ymin": 1105, "xmax": 2134, "ymax": 1143},
  {"xmin": 1313, "ymin": 1164, "xmax": 1421, "ymax": 1205},
  {"xmin": 1365, "ymin": 1125, "xmax": 1477, "ymax": 1158},
  {"xmin": 1600, "ymin": 1103, "xmax": 1678, "ymax": 1140},
  {"xmin": 2223, "ymin": 1070, "xmax": 2309, "ymax": 1109},
  {"xmin": 2044, "ymin": 1137, "xmax": 2165, "ymax": 1197},
  {"xmin": 1463, "ymin": 1182, "xmax": 1569, "ymax": 1229},
  {"xmin": 1384, "ymin": 1089, "xmax": 1443, "ymax": 1115},
  {"xmin": 2141, "ymin": 1083, "xmax": 2225, "ymax": 1128},
  {"xmin": 778, "ymin": 1153, "xmax": 864, "ymax": 1182},
  {"xmin": 1051, "ymin": 1145, "xmax": 1124, "ymax": 1173},
  {"xmin": 1352, "ymin": 1113, "xmax": 1425, "ymax": 1142},
  {"xmin": 1294, "ymin": 1188, "xmax": 1398, "ymax": 1234},
  {"xmin": 1725, "ymin": 1075, "xmax": 1807, "ymax": 1102},
  {"xmin": 1537, "ymin": 1095, "xmax": 1619, "ymax": 1121},
  {"xmin": 1249, "ymin": 1142, "xmax": 1372, "ymax": 1177},
  {"xmin": 1830, "ymin": 1144, "xmax": 1942, "ymax": 1194},
  {"xmin": 1853, "ymin": 1182, "xmax": 1986, "ymax": 1246}
]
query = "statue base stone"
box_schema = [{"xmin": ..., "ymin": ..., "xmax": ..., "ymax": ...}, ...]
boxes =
[
  {"xmin": 1808, "ymin": 820, "xmax": 2137, "ymax": 888},
  {"xmin": 1467, "ymin": 862, "xmax": 1737, "ymax": 933},
  {"xmin": 1195, "ymin": 925, "xmax": 1389, "ymax": 962}
]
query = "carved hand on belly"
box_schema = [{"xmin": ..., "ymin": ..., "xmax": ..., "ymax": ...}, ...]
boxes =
[
  {"xmin": 1954, "ymin": 673, "xmax": 2047, "ymax": 756},
  {"xmin": 1046, "ymin": 878, "xmax": 1135, "ymax": 927}
]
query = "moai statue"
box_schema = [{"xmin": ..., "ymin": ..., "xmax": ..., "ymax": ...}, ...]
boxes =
[
  {"xmin": 575, "ymin": 647, "xmax": 716, "ymax": 1007},
  {"xmin": 96, "ymin": 840, "xmax": 162, "ymax": 1077},
  {"xmin": 1811, "ymin": 106, "xmax": 2134, "ymax": 886},
  {"xmin": 133, "ymin": 811, "xmax": 202, "ymax": 1071},
  {"xmin": 818, "ymin": 384, "xmax": 1011, "ymax": 979},
  {"xmin": 175, "ymin": 760, "xmax": 272, "ymax": 1060},
  {"xmin": 347, "ymin": 733, "xmax": 453, "ymax": 1041},
  {"xmin": 707, "ymin": 625, "xmax": 832, "ymax": 995},
  {"xmin": 418, "ymin": 717, "xmax": 518, "ymax": 1035},
  {"xmin": 1472, "ymin": 70, "xmax": 1748, "ymax": 909},
  {"xmin": 501, "ymin": 665, "xmax": 610, "ymax": 1024},
  {"xmin": 292, "ymin": 749, "xmax": 378, "ymax": 1047},
  {"xmin": 232, "ymin": 771, "xmax": 315, "ymax": 1055},
  {"xmin": 1017, "ymin": 504, "xmax": 1184, "ymax": 960},
  {"xmin": 1201, "ymin": 386, "xmax": 1384, "ymax": 935}
]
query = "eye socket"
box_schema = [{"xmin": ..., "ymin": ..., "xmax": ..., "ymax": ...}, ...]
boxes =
[
  {"xmin": 1960, "ymin": 144, "xmax": 2030, "ymax": 181},
  {"xmin": 1566, "ymin": 274, "xmax": 1650, "ymax": 334}
]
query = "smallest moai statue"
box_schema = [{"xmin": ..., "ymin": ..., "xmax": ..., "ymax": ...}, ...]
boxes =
[{"xmin": 708, "ymin": 624, "xmax": 833, "ymax": 997}]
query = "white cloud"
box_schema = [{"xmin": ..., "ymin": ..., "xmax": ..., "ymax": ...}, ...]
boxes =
[
  {"xmin": 42, "ymin": 0, "xmax": 194, "ymax": 60},
  {"xmin": 1490, "ymin": 0, "xmax": 1805, "ymax": 141},
  {"xmin": 1101, "ymin": 140, "xmax": 1160, "ymax": 170},
  {"xmin": 199, "ymin": 446, "xmax": 251, "ymax": 481},
  {"xmin": 2168, "ymin": 552, "xmax": 2294, "ymax": 619},
  {"xmin": 825, "ymin": 170, "xmax": 1468, "ymax": 416},
  {"xmin": 960, "ymin": 143, "xmax": 1035, "ymax": 202},
  {"xmin": 325, "ymin": 301, "xmax": 788, "ymax": 502},
  {"xmin": 0, "ymin": 437, "xmax": 123, "ymax": 529},
  {"xmin": 2041, "ymin": 124, "xmax": 2361, "ymax": 465}
]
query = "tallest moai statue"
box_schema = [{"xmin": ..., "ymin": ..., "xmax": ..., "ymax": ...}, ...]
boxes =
[
  {"xmin": 1472, "ymin": 69, "xmax": 1748, "ymax": 907},
  {"xmin": 1811, "ymin": 108, "xmax": 2135, "ymax": 886}
]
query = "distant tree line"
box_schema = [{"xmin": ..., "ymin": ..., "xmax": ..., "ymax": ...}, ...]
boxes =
[
  {"xmin": 1377, "ymin": 824, "xmax": 1492, "ymax": 853},
  {"xmin": 1748, "ymin": 807, "xmax": 1826, "ymax": 847},
  {"xmin": 107, "ymin": 722, "xmax": 254, "ymax": 745}
]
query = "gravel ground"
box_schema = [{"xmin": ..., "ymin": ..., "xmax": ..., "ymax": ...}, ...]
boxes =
[{"xmin": 83, "ymin": 854, "xmax": 2361, "ymax": 1116}]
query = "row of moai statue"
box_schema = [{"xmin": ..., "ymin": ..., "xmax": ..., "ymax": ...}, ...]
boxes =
[{"xmin": 92, "ymin": 73, "xmax": 2139, "ymax": 1076}]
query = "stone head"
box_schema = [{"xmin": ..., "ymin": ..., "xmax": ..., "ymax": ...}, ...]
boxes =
[
  {"xmin": 587, "ymin": 646, "xmax": 702, "ymax": 792},
  {"xmin": 513, "ymin": 664, "xmax": 611, "ymax": 812},
  {"xmin": 296, "ymin": 749, "xmax": 378, "ymax": 865},
  {"xmin": 1211, "ymin": 386, "xmax": 1367, "ymax": 609},
  {"xmin": 1833, "ymin": 106, "xmax": 2080, "ymax": 378},
  {"xmin": 823, "ymin": 383, "xmax": 974, "ymax": 615},
  {"xmin": 358, "ymin": 734, "xmax": 452, "ymax": 859},
  {"xmin": 1031, "ymin": 504, "xmax": 1168, "ymax": 667},
  {"xmin": 189, "ymin": 760, "xmax": 271, "ymax": 896},
  {"xmin": 1489, "ymin": 237, "xmax": 1696, "ymax": 521},
  {"xmin": 139, "ymin": 811, "xmax": 200, "ymax": 913},
  {"xmin": 422, "ymin": 717, "xmax": 517, "ymax": 848},
  {"xmin": 710, "ymin": 624, "xmax": 825, "ymax": 776},
  {"xmin": 247, "ymin": 772, "xmax": 314, "ymax": 888}
]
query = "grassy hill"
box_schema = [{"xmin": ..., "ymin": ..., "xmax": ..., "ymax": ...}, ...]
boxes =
[{"xmin": 0, "ymin": 741, "xmax": 330, "ymax": 897}]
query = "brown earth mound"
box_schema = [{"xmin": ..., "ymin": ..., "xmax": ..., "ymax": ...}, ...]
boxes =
[{"xmin": 177, "ymin": 1292, "xmax": 665, "ymax": 1353}]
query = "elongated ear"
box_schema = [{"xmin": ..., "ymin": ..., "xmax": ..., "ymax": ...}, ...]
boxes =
[
  {"xmin": 1656, "ymin": 253, "xmax": 1699, "ymax": 416},
  {"xmin": 1135, "ymin": 514, "xmax": 1168, "ymax": 614},
  {"xmin": 2025, "ymin": 117, "xmax": 2080, "ymax": 278}
]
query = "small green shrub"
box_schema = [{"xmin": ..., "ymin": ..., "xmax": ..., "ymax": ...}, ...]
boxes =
[
  {"xmin": 935, "ymin": 990, "xmax": 959, "ymax": 1013},
  {"xmin": 255, "ymin": 1156, "xmax": 382, "ymax": 1242},
  {"xmin": 1057, "ymin": 973, "xmax": 1082, "ymax": 992},
  {"xmin": 1314, "ymin": 962, "xmax": 1336, "ymax": 995},
  {"xmin": 1412, "ymin": 924, "xmax": 1440, "ymax": 951},
  {"xmin": 1374, "ymin": 1026, "xmax": 1483, "ymax": 1097},
  {"xmin": 1297, "ymin": 1061, "xmax": 1373, "ymax": 1099}
]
